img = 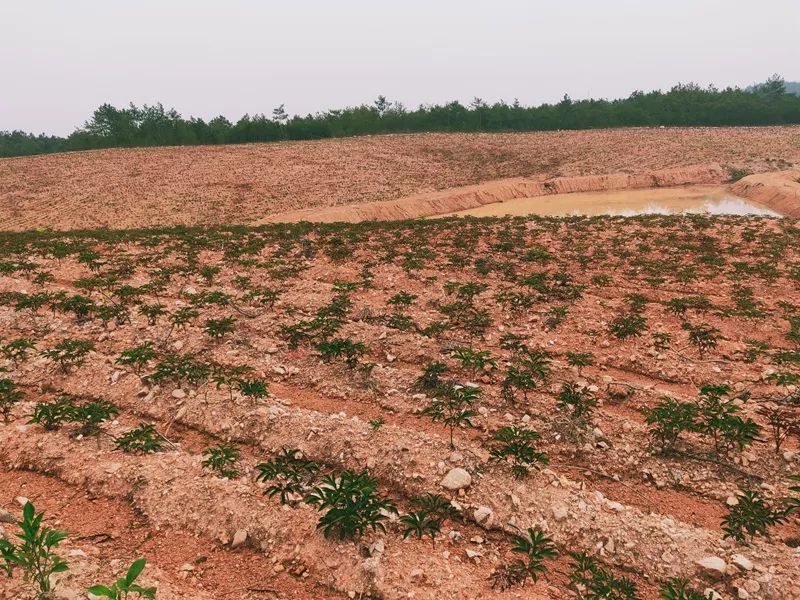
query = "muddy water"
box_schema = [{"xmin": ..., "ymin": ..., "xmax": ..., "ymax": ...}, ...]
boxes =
[{"xmin": 442, "ymin": 185, "xmax": 781, "ymax": 218}]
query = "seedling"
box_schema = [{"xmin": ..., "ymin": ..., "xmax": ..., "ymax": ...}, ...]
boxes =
[
  {"xmin": 609, "ymin": 314, "xmax": 647, "ymax": 339},
  {"xmin": 42, "ymin": 339, "xmax": 95, "ymax": 372},
  {"xmin": 565, "ymin": 351, "xmax": 594, "ymax": 376},
  {"xmin": 368, "ymin": 416, "xmax": 385, "ymax": 431},
  {"xmin": 489, "ymin": 425, "xmax": 548, "ymax": 479},
  {"xmin": 204, "ymin": 316, "xmax": 236, "ymax": 340},
  {"xmin": 29, "ymin": 396, "xmax": 77, "ymax": 431},
  {"xmin": 256, "ymin": 448, "xmax": 320, "ymax": 504},
  {"xmin": 71, "ymin": 398, "xmax": 119, "ymax": 436},
  {"xmin": 450, "ymin": 348, "xmax": 497, "ymax": 378},
  {"xmin": 0, "ymin": 502, "xmax": 69, "ymax": 597},
  {"xmin": 400, "ymin": 511, "xmax": 442, "ymax": 541},
  {"xmin": 413, "ymin": 361, "xmax": 448, "ymax": 392},
  {"xmin": 645, "ymin": 398, "xmax": 698, "ymax": 453},
  {"xmin": 202, "ymin": 444, "xmax": 240, "ymax": 479},
  {"xmin": 305, "ymin": 470, "xmax": 397, "ymax": 539},
  {"xmin": 722, "ymin": 489, "xmax": 784, "ymax": 543},
  {"xmin": 421, "ymin": 384, "xmax": 479, "ymax": 449},
  {"xmin": 569, "ymin": 552, "xmax": 638, "ymax": 600},
  {"xmin": 682, "ymin": 322, "xmax": 722, "ymax": 355},
  {"xmin": 2, "ymin": 338, "xmax": 36, "ymax": 364},
  {"xmin": 660, "ymin": 577, "xmax": 715, "ymax": 600},
  {"xmin": 0, "ymin": 378, "xmax": 24, "ymax": 422},
  {"xmin": 88, "ymin": 557, "xmax": 156, "ymax": 599},
  {"xmin": 115, "ymin": 424, "xmax": 164, "ymax": 453},
  {"xmin": 557, "ymin": 382, "xmax": 597, "ymax": 429},
  {"xmin": 116, "ymin": 342, "xmax": 157, "ymax": 375},
  {"xmin": 508, "ymin": 528, "xmax": 557, "ymax": 584}
]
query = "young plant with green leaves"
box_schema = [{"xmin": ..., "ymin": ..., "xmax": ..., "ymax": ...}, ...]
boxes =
[
  {"xmin": 115, "ymin": 424, "xmax": 164, "ymax": 454},
  {"xmin": 0, "ymin": 502, "xmax": 69, "ymax": 598},
  {"xmin": 645, "ymin": 398, "xmax": 698, "ymax": 454},
  {"xmin": 569, "ymin": 552, "xmax": 639, "ymax": 600},
  {"xmin": 489, "ymin": 425, "xmax": 548, "ymax": 479},
  {"xmin": 722, "ymin": 489, "xmax": 784, "ymax": 543},
  {"xmin": 660, "ymin": 577, "xmax": 715, "ymax": 600},
  {"xmin": 305, "ymin": 470, "xmax": 397, "ymax": 540},
  {"xmin": 87, "ymin": 558, "xmax": 156, "ymax": 599},
  {"xmin": 421, "ymin": 384, "xmax": 479, "ymax": 449},
  {"xmin": 202, "ymin": 443, "xmax": 240, "ymax": 479},
  {"xmin": 400, "ymin": 511, "xmax": 442, "ymax": 541},
  {"xmin": 0, "ymin": 378, "xmax": 24, "ymax": 422},
  {"xmin": 256, "ymin": 448, "xmax": 320, "ymax": 504},
  {"xmin": 42, "ymin": 339, "xmax": 95, "ymax": 372}
]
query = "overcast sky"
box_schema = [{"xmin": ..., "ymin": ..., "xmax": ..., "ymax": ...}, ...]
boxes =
[{"xmin": 3, "ymin": 0, "xmax": 799, "ymax": 136}]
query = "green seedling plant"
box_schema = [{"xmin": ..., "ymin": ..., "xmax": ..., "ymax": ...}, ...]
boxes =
[
  {"xmin": 695, "ymin": 384, "xmax": 760, "ymax": 457},
  {"xmin": 0, "ymin": 378, "xmax": 24, "ymax": 422},
  {"xmin": 682, "ymin": 322, "xmax": 722, "ymax": 355},
  {"xmin": 421, "ymin": 384, "xmax": 479, "ymax": 449},
  {"xmin": 29, "ymin": 396, "xmax": 77, "ymax": 431},
  {"xmin": 489, "ymin": 425, "xmax": 548, "ymax": 479},
  {"xmin": 412, "ymin": 361, "xmax": 448, "ymax": 393},
  {"xmin": 557, "ymin": 382, "xmax": 597, "ymax": 430},
  {"xmin": 645, "ymin": 398, "xmax": 698, "ymax": 454},
  {"xmin": 72, "ymin": 398, "xmax": 119, "ymax": 436},
  {"xmin": 450, "ymin": 348, "xmax": 497, "ymax": 378},
  {"xmin": 305, "ymin": 470, "xmax": 397, "ymax": 540},
  {"xmin": 0, "ymin": 502, "xmax": 69, "ymax": 598},
  {"xmin": 565, "ymin": 351, "xmax": 594, "ymax": 376},
  {"xmin": 316, "ymin": 338, "xmax": 365, "ymax": 368},
  {"xmin": 2, "ymin": 338, "xmax": 36, "ymax": 364},
  {"xmin": 722, "ymin": 489, "xmax": 784, "ymax": 543},
  {"xmin": 202, "ymin": 444, "xmax": 240, "ymax": 479},
  {"xmin": 660, "ymin": 577, "xmax": 715, "ymax": 600},
  {"xmin": 115, "ymin": 424, "xmax": 164, "ymax": 453},
  {"xmin": 88, "ymin": 557, "xmax": 156, "ymax": 599},
  {"xmin": 369, "ymin": 416, "xmax": 385, "ymax": 431},
  {"xmin": 506, "ymin": 528, "xmax": 557, "ymax": 585},
  {"xmin": 569, "ymin": 552, "xmax": 639, "ymax": 600},
  {"xmin": 116, "ymin": 342, "xmax": 157, "ymax": 374},
  {"xmin": 42, "ymin": 339, "xmax": 95, "ymax": 372},
  {"xmin": 609, "ymin": 313, "xmax": 647, "ymax": 340},
  {"xmin": 412, "ymin": 493, "xmax": 462, "ymax": 522},
  {"xmin": 400, "ymin": 511, "xmax": 442, "ymax": 541},
  {"xmin": 204, "ymin": 316, "xmax": 236, "ymax": 340},
  {"xmin": 256, "ymin": 448, "xmax": 320, "ymax": 504}
]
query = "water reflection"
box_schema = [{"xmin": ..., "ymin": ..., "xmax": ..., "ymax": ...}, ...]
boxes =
[{"xmin": 598, "ymin": 198, "xmax": 780, "ymax": 217}]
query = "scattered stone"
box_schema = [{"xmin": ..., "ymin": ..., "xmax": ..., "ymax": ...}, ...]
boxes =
[
  {"xmin": 473, "ymin": 506, "xmax": 493, "ymax": 528},
  {"xmin": 178, "ymin": 563, "xmax": 195, "ymax": 572},
  {"xmin": 551, "ymin": 504, "xmax": 568, "ymax": 522},
  {"xmin": 0, "ymin": 512, "xmax": 14, "ymax": 524},
  {"xmin": 231, "ymin": 529, "xmax": 248, "ymax": 549},
  {"xmin": 695, "ymin": 556, "xmax": 727, "ymax": 577},
  {"xmin": 410, "ymin": 568, "xmax": 425, "ymax": 581},
  {"xmin": 172, "ymin": 388, "xmax": 186, "ymax": 399},
  {"xmin": 448, "ymin": 451, "xmax": 463, "ymax": 464},
  {"xmin": 731, "ymin": 554, "xmax": 753, "ymax": 571},
  {"xmin": 15, "ymin": 496, "xmax": 30, "ymax": 508},
  {"xmin": 440, "ymin": 468, "xmax": 471, "ymax": 491}
]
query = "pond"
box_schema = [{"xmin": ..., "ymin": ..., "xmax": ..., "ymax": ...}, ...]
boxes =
[{"xmin": 442, "ymin": 185, "xmax": 781, "ymax": 218}]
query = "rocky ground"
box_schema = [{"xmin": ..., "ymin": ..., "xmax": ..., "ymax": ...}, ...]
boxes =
[
  {"xmin": 0, "ymin": 127, "xmax": 799, "ymax": 230},
  {"xmin": 0, "ymin": 214, "xmax": 798, "ymax": 599}
]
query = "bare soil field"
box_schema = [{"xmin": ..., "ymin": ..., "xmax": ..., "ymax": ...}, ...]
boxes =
[
  {"xmin": 0, "ymin": 214, "xmax": 799, "ymax": 599},
  {"xmin": 0, "ymin": 127, "xmax": 799, "ymax": 230}
]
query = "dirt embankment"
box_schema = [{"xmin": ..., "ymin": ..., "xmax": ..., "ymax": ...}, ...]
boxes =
[
  {"xmin": 263, "ymin": 164, "xmax": 729, "ymax": 222},
  {"xmin": 0, "ymin": 127, "xmax": 799, "ymax": 230},
  {"xmin": 731, "ymin": 170, "xmax": 800, "ymax": 217}
]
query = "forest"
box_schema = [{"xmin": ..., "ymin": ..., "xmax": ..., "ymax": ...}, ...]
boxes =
[{"xmin": 1, "ymin": 76, "xmax": 798, "ymax": 158}]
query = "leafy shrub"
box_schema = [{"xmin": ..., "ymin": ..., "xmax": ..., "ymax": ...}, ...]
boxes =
[
  {"xmin": 557, "ymin": 382, "xmax": 597, "ymax": 428},
  {"xmin": 645, "ymin": 398, "xmax": 697, "ymax": 453},
  {"xmin": 0, "ymin": 378, "xmax": 24, "ymax": 422},
  {"xmin": 413, "ymin": 361, "xmax": 448, "ymax": 392},
  {"xmin": 609, "ymin": 314, "xmax": 648, "ymax": 340},
  {"xmin": 42, "ymin": 339, "xmax": 95, "ymax": 371},
  {"xmin": 316, "ymin": 338, "xmax": 365, "ymax": 368},
  {"xmin": 2, "ymin": 338, "xmax": 36, "ymax": 364},
  {"xmin": 0, "ymin": 502, "xmax": 69, "ymax": 597},
  {"xmin": 489, "ymin": 425, "xmax": 548, "ymax": 479},
  {"xmin": 722, "ymin": 489, "xmax": 784, "ymax": 542},
  {"xmin": 695, "ymin": 384, "xmax": 759, "ymax": 456},
  {"xmin": 504, "ymin": 528, "xmax": 557, "ymax": 584},
  {"xmin": 566, "ymin": 351, "xmax": 594, "ymax": 375},
  {"xmin": 682, "ymin": 322, "xmax": 722, "ymax": 355},
  {"xmin": 422, "ymin": 384, "xmax": 479, "ymax": 449},
  {"xmin": 400, "ymin": 511, "xmax": 441, "ymax": 541},
  {"xmin": 71, "ymin": 398, "xmax": 119, "ymax": 436},
  {"xmin": 116, "ymin": 342, "xmax": 157, "ymax": 374},
  {"xmin": 204, "ymin": 316, "xmax": 236, "ymax": 340},
  {"xmin": 115, "ymin": 424, "xmax": 164, "ymax": 453},
  {"xmin": 305, "ymin": 470, "xmax": 397, "ymax": 539},
  {"xmin": 256, "ymin": 448, "xmax": 320, "ymax": 504},
  {"xmin": 29, "ymin": 396, "xmax": 77, "ymax": 430},
  {"xmin": 569, "ymin": 552, "xmax": 639, "ymax": 599},
  {"xmin": 88, "ymin": 558, "xmax": 156, "ymax": 599},
  {"xmin": 450, "ymin": 348, "xmax": 497, "ymax": 378},
  {"xmin": 659, "ymin": 578, "xmax": 713, "ymax": 600},
  {"xmin": 202, "ymin": 444, "xmax": 240, "ymax": 479}
]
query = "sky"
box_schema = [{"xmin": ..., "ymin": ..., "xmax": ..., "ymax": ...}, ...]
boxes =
[{"xmin": 2, "ymin": 0, "xmax": 799, "ymax": 136}]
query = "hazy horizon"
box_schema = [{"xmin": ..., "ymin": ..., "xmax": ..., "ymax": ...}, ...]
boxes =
[{"xmin": 3, "ymin": 0, "xmax": 799, "ymax": 136}]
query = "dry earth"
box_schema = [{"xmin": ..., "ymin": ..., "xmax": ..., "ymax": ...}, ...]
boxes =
[
  {"xmin": 0, "ymin": 214, "xmax": 798, "ymax": 600},
  {"xmin": 1, "ymin": 128, "xmax": 799, "ymax": 230}
]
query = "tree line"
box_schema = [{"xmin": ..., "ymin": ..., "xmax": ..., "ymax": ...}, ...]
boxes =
[{"xmin": 2, "ymin": 76, "xmax": 798, "ymax": 158}]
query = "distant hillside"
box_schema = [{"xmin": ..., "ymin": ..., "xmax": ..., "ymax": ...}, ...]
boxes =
[{"xmin": 786, "ymin": 82, "xmax": 800, "ymax": 95}]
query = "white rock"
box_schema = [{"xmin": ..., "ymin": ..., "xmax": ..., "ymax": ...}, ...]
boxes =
[
  {"xmin": 172, "ymin": 388, "xmax": 186, "ymax": 399},
  {"xmin": 15, "ymin": 497, "xmax": 30, "ymax": 508},
  {"xmin": 731, "ymin": 554, "xmax": 753, "ymax": 571},
  {"xmin": 440, "ymin": 468, "xmax": 471, "ymax": 491},
  {"xmin": 231, "ymin": 529, "xmax": 248, "ymax": 549},
  {"xmin": 473, "ymin": 506, "xmax": 493, "ymax": 527},
  {"xmin": 551, "ymin": 504, "xmax": 568, "ymax": 522},
  {"xmin": 696, "ymin": 556, "xmax": 727, "ymax": 577}
]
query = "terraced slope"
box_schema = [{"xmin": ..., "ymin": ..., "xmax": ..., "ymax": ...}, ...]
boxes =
[
  {"xmin": 0, "ymin": 127, "xmax": 798, "ymax": 230},
  {"xmin": 0, "ymin": 215, "xmax": 798, "ymax": 599}
]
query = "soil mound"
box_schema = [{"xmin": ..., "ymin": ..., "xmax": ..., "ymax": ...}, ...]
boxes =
[{"xmin": 731, "ymin": 170, "xmax": 800, "ymax": 217}]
